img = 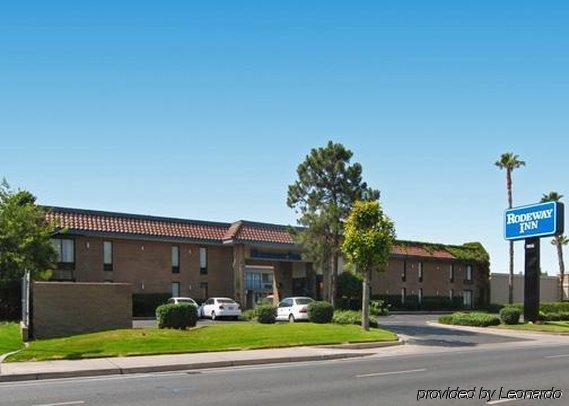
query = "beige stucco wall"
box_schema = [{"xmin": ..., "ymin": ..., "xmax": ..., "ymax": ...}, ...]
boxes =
[
  {"xmin": 490, "ymin": 273, "xmax": 560, "ymax": 304},
  {"xmin": 32, "ymin": 282, "xmax": 132, "ymax": 339}
]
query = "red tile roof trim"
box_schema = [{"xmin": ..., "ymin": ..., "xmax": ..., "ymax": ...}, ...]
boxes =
[{"xmin": 45, "ymin": 207, "xmax": 463, "ymax": 259}]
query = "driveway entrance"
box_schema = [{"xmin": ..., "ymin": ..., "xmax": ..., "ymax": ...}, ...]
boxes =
[{"xmin": 378, "ymin": 314, "xmax": 529, "ymax": 347}]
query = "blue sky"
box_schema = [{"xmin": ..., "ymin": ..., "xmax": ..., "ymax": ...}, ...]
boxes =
[{"xmin": 1, "ymin": 1, "xmax": 567, "ymax": 275}]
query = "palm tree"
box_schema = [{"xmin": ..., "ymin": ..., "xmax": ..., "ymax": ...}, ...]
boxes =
[
  {"xmin": 541, "ymin": 192, "xmax": 567, "ymax": 300},
  {"xmin": 495, "ymin": 153, "xmax": 526, "ymax": 304}
]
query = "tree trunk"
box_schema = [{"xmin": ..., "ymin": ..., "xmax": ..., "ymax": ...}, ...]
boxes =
[
  {"xmin": 331, "ymin": 251, "xmax": 338, "ymax": 307},
  {"xmin": 361, "ymin": 268, "xmax": 371, "ymax": 331},
  {"xmin": 507, "ymin": 169, "xmax": 514, "ymax": 304},
  {"xmin": 556, "ymin": 239, "xmax": 566, "ymax": 301}
]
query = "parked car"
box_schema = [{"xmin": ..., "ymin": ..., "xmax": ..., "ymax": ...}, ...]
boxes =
[
  {"xmin": 167, "ymin": 297, "xmax": 199, "ymax": 307},
  {"xmin": 199, "ymin": 297, "xmax": 242, "ymax": 320},
  {"xmin": 276, "ymin": 297, "xmax": 314, "ymax": 322}
]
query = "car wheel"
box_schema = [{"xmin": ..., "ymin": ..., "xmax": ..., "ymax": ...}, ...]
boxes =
[
  {"xmin": 288, "ymin": 314, "xmax": 295, "ymax": 323},
  {"xmin": 211, "ymin": 311, "xmax": 216, "ymax": 320}
]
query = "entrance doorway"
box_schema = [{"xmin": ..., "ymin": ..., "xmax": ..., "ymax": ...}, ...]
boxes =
[{"xmin": 245, "ymin": 266, "xmax": 274, "ymax": 308}]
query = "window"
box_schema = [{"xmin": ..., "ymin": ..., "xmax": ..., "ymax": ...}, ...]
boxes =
[
  {"xmin": 418, "ymin": 288, "xmax": 423, "ymax": 304},
  {"xmin": 401, "ymin": 287, "xmax": 406, "ymax": 304},
  {"xmin": 418, "ymin": 261, "xmax": 424, "ymax": 283},
  {"xmin": 466, "ymin": 265, "xmax": 473, "ymax": 282},
  {"xmin": 199, "ymin": 247, "xmax": 208, "ymax": 274},
  {"xmin": 171, "ymin": 282, "xmax": 180, "ymax": 298},
  {"xmin": 463, "ymin": 290, "xmax": 473, "ymax": 309},
  {"xmin": 449, "ymin": 264, "xmax": 455, "ymax": 282},
  {"xmin": 103, "ymin": 241, "xmax": 113, "ymax": 271},
  {"xmin": 280, "ymin": 299, "xmax": 293, "ymax": 308},
  {"xmin": 52, "ymin": 239, "xmax": 75, "ymax": 269},
  {"xmin": 200, "ymin": 282, "xmax": 208, "ymax": 299},
  {"xmin": 171, "ymin": 246, "xmax": 180, "ymax": 274},
  {"xmin": 401, "ymin": 261, "xmax": 407, "ymax": 282},
  {"xmin": 449, "ymin": 289, "xmax": 454, "ymax": 300}
]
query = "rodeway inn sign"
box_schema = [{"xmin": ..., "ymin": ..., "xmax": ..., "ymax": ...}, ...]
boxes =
[{"xmin": 504, "ymin": 201, "xmax": 564, "ymax": 241}]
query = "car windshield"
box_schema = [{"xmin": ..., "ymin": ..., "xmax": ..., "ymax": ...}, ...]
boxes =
[
  {"xmin": 218, "ymin": 299, "xmax": 236, "ymax": 304},
  {"xmin": 295, "ymin": 298, "xmax": 313, "ymax": 305},
  {"xmin": 177, "ymin": 299, "xmax": 194, "ymax": 303}
]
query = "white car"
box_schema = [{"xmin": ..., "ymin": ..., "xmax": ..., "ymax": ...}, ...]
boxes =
[
  {"xmin": 167, "ymin": 297, "xmax": 198, "ymax": 307},
  {"xmin": 276, "ymin": 297, "xmax": 314, "ymax": 322},
  {"xmin": 199, "ymin": 297, "xmax": 242, "ymax": 320}
]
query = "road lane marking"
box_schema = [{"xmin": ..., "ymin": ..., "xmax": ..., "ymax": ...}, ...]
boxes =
[
  {"xmin": 33, "ymin": 401, "xmax": 85, "ymax": 406},
  {"xmin": 545, "ymin": 354, "xmax": 569, "ymax": 359},
  {"xmin": 0, "ymin": 356, "xmax": 378, "ymax": 389},
  {"xmin": 487, "ymin": 398, "xmax": 517, "ymax": 404},
  {"xmin": 356, "ymin": 368, "xmax": 426, "ymax": 378}
]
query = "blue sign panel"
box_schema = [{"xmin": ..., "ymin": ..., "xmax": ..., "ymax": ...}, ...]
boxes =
[{"xmin": 504, "ymin": 201, "xmax": 564, "ymax": 241}]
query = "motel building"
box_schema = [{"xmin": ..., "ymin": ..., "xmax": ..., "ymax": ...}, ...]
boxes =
[{"xmin": 46, "ymin": 207, "xmax": 490, "ymax": 309}]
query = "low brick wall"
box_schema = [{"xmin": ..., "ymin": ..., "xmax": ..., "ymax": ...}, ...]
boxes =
[{"xmin": 32, "ymin": 282, "xmax": 132, "ymax": 339}]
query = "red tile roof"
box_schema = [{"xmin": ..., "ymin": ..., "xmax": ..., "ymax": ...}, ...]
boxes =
[
  {"xmin": 225, "ymin": 221, "xmax": 296, "ymax": 245},
  {"xmin": 46, "ymin": 208, "xmax": 228, "ymax": 242},
  {"xmin": 44, "ymin": 207, "xmax": 464, "ymax": 260}
]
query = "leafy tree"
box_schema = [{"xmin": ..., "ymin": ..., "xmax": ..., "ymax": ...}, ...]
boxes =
[
  {"xmin": 495, "ymin": 152, "xmax": 525, "ymax": 304},
  {"xmin": 0, "ymin": 180, "xmax": 57, "ymax": 281},
  {"xmin": 342, "ymin": 201, "xmax": 395, "ymax": 330},
  {"xmin": 287, "ymin": 142, "xmax": 379, "ymax": 306},
  {"xmin": 541, "ymin": 191, "xmax": 567, "ymax": 300}
]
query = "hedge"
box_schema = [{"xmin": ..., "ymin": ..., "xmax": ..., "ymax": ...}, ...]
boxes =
[
  {"xmin": 373, "ymin": 294, "xmax": 464, "ymax": 311},
  {"xmin": 133, "ymin": 293, "xmax": 170, "ymax": 317},
  {"xmin": 0, "ymin": 281, "xmax": 21, "ymax": 321},
  {"xmin": 499, "ymin": 307, "xmax": 521, "ymax": 325},
  {"xmin": 308, "ymin": 301, "xmax": 334, "ymax": 323},
  {"xmin": 439, "ymin": 312, "xmax": 500, "ymax": 327},
  {"xmin": 156, "ymin": 303, "xmax": 198, "ymax": 329},
  {"xmin": 539, "ymin": 311, "xmax": 569, "ymax": 321},
  {"xmin": 332, "ymin": 310, "xmax": 378, "ymax": 328}
]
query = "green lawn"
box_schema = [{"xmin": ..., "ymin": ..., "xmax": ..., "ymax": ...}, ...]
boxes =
[
  {"xmin": 7, "ymin": 323, "xmax": 397, "ymax": 362},
  {"xmin": 498, "ymin": 321, "xmax": 569, "ymax": 333},
  {"xmin": 0, "ymin": 322, "xmax": 24, "ymax": 356}
]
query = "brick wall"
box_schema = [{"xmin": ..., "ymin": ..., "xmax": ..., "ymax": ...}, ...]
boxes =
[
  {"xmin": 370, "ymin": 258, "xmax": 482, "ymax": 302},
  {"xmin": 69, "ymin": 236, "xmax": 233, "ymax": 300},
  {"xmin": 32, "ymin": 282, "xmax": 132, "ymax": 339}
]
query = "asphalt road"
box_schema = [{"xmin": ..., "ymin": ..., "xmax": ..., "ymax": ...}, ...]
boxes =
[
  {"xmin": 378, "ymin": 314, "xmax": 528, "ymax": 347},
  {"xmin": 2, "ymin": 315, "xmax": 566, "ymax": 406}
]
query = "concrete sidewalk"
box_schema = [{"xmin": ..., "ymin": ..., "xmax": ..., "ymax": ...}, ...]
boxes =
[{"xmin": 0, "ymin": 341, "xmax": 401, "ymax": 382}]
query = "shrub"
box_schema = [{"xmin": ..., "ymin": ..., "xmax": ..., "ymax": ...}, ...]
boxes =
[
  {"xmin": 156, "ymin": 303, "xmax": 198, "ymax": 329},
  {"xmin": 133, "ymin": 293, "xmax": 170, "ymax": 317},
  {"xmin": 481, "ymin": 303, "xmax": 504, "ymax": 314},
  {"xmin": 500, "ymin": 307, "xmax": 521, "ymax": 325},
  {"xmin": 332, "ymin": 310, "xmax": 378, "ymax": 328},
  {"xmin": 242, "ymin": 309, "xmax": 257, "ymax": 321},
  {"xmin": 256, "ymin": 304, "xmax": 276, "ymax": 324},
  {"xmin": 439, "ymin": 312, "xmax": 500, "ymax": 327},
  {"xmin": 541, "ymin": 311, "xmax": 569, "ymax": 321},
  {"xmin": 308, "ymin": 301, "xmax": 334, "ymax": 323},
  {"xmin": 540, "ymin": 302, "xmax": 569, "ymax": 313},
  {"xmin": 369, "ymin": 300, "xmax": 389, "ymax": 316}
]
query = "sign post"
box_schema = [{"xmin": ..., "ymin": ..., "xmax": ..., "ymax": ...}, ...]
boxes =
[{"xmin": 504, "ymin": 201, "xmax": 564, "ymax": 322}]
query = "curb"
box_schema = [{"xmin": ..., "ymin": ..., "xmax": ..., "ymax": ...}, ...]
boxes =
[
  {"xmin": 0, "ymin": 352, "xmax": 372, "ymax": 383},
  {"xmin": 318, "ymin": 338, "xmax": 404, "ymax": 350},
  {"xmin": 427, "ymin": 321, "xmax": 569, "ymax": 337}
]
